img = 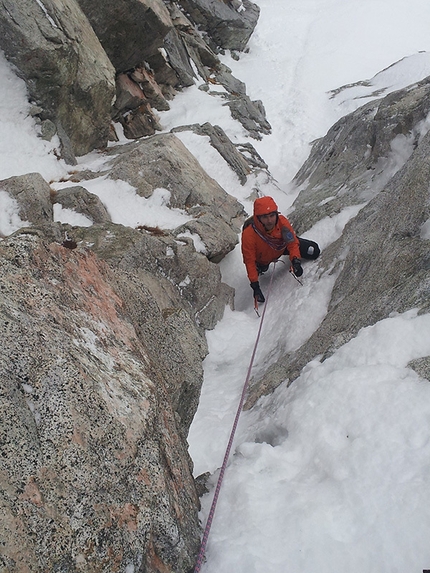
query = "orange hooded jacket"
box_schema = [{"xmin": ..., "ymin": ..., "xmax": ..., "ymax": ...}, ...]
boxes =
[{"xmin": 241, "ymin": 196, "xmax": 301, "ymax": 283}]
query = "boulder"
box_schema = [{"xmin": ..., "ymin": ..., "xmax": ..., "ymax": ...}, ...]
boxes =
[
  {"xmin": 0, "ymin": 173, "xmax": 53, "ymax": 227},
  {"xmin": 54, "ymin": 186, "xmax": 112, "ymax": 224},
  {"xmin": 105, "ymin": 133, "xmax": 246, "ymax": 260},
  {"xmin": 75, "ymin": 0, "xmax": 173, "ymax": 72},
  {"xmin": 177, "ymin": 0, "xmax": 260, "ymax": 51},
  {"xmin": 0, "ymin": 0, "xmax": 116, "ymax": 161}
]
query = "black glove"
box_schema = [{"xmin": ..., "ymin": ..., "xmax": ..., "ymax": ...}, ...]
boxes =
[
  {"xmin": 250, "ymin": 281, "xmax": 265, "ymax": 303},
  {"xmin": 291, "ymin": 258, "xmax": 303, "ymax": 277}
]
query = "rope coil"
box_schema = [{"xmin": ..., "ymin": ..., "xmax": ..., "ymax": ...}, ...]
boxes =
[{"xmin": 193, "ymin": 266, "xmax": 276, "ymax": 572}]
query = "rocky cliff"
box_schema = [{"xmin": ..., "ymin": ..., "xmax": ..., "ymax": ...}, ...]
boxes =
[
  {"xmin": 0, "ymin": 141, "xmax": 243, "ymax": 570},
  {"xmin": 0, "ymin": 1, "xmax": 261, "ymax": 571},
  {"xmin": 1, "ymin": 233, "xmax": 202, "ymax": 572},
  {"xmin": 0, "ymin": 0, "xmax": 265, "ymax": 163},
  {"xmin": 1, "ymin": 1, "xmax": 430, "ymax": 572}
]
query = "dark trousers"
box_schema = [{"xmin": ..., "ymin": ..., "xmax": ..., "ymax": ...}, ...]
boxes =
[
  {"xmin": 256, "ymin": 237, "xmax": 320, "ymax": 275},
  {"xmin": 298, "ymin": 237, "xmax": 320, "ymax": 260}
]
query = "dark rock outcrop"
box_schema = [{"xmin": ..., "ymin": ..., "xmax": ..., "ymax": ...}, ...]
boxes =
[
  {"xmin": 177, "ymin": 0, "xmax": 260, "ymax": 51},
  {"xmin": 0, "ymin": 0, "xmax": 116, "ymax": 161},
  {"xmin": 75, "ymin": 0, "xmax": 173, "ymax": 73}
]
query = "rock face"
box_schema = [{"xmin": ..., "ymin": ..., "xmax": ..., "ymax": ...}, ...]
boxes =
[
  {"xmin": 104, "ymin": 133, "xmax": 245, "ymax": 262},
  {"xmin": 177, "ymin": 0, "xmax": 260, "ymax": 51},
  {"xmin": 291, "ymin": 76, "xmax": 430, "ymax": 233},
  {"xmin": 68, "ymin": 221, "xmax": 235, "ymax": 333},
  {"xmin": 0, "ymin": 128, "xmax": 243, "ymax": 568},
  {"xmin": 75, "ymin": 0, "xmax": 173, "ymax": 73},
  {"xmin": 246, "ymin": 78, "xmax": 430, "ymax": 407},
  {"xmin": 0, "ymin": 0, "xmax": 116, "ymax": 161},
  {"xmin": 0, "ymin": 232, "xmax": 201, "ymax": 572},
  {"xmin": 0, "ymin": 0, "xmax": 267, "ymax": 161}
]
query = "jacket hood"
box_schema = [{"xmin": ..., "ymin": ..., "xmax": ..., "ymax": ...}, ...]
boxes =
[{"xmin": 253, "ymin": 196, "xmax": 278, "ymax": 217}]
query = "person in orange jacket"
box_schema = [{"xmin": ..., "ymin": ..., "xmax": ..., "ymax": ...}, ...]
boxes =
[{"xmin": 241, "ymin": 196, "xmax": 320, "ymax": 303}]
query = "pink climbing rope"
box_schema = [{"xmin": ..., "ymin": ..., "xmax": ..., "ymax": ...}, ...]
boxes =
[{"xmin": 193, "ymin": 266, "xmax": 276, "ymax": 572}]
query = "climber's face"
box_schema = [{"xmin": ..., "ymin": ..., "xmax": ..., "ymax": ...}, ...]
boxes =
[{"xmin": 258, "ymin": 211, "xmax": 277, "ymax": 231}]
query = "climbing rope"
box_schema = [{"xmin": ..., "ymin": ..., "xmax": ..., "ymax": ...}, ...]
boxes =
[{"xmin": 193, "ymin": 265, "xmax": 276, "ymax": 572}]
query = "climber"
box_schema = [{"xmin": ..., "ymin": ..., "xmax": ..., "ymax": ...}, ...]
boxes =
[{"xmin": 241, "ymin": 196, "xmax": 320, "ymax": 303}]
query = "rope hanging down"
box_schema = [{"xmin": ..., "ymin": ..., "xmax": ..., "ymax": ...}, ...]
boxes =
[{"xmin": 193, "ymin": 265, "xmax": 276, "ymax": 572}]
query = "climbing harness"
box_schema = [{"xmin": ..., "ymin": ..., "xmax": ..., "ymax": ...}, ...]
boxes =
[{"xmin": 193, "ymin": 265, "xmax": 276, "ymax": 572}]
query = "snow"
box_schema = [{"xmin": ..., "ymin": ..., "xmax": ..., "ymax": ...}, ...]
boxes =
[
  {"xmin": 1, "ymin": 0, "xmax": 430, "ymax": 571},
  {"xmin": 0, "ymin": 51, "xmax": 68, "ymax": 184},
  {"xmin": 196, "ymin": 311, "xmax": 430, "ymax": 573},
  {"xmin": 176, "ymin": 230, "xmax": 208, "ymax": 254},
  {"xmin": 0, "ymin": 190, "xmax": 31, "ymax": 235},
  {"xmin": 53, "ymin": 203, "xmax": 93, "ymax": 227},
  {"xmin": 51, "ymin": 178, "xmax": 192, "ymax": 230}
]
